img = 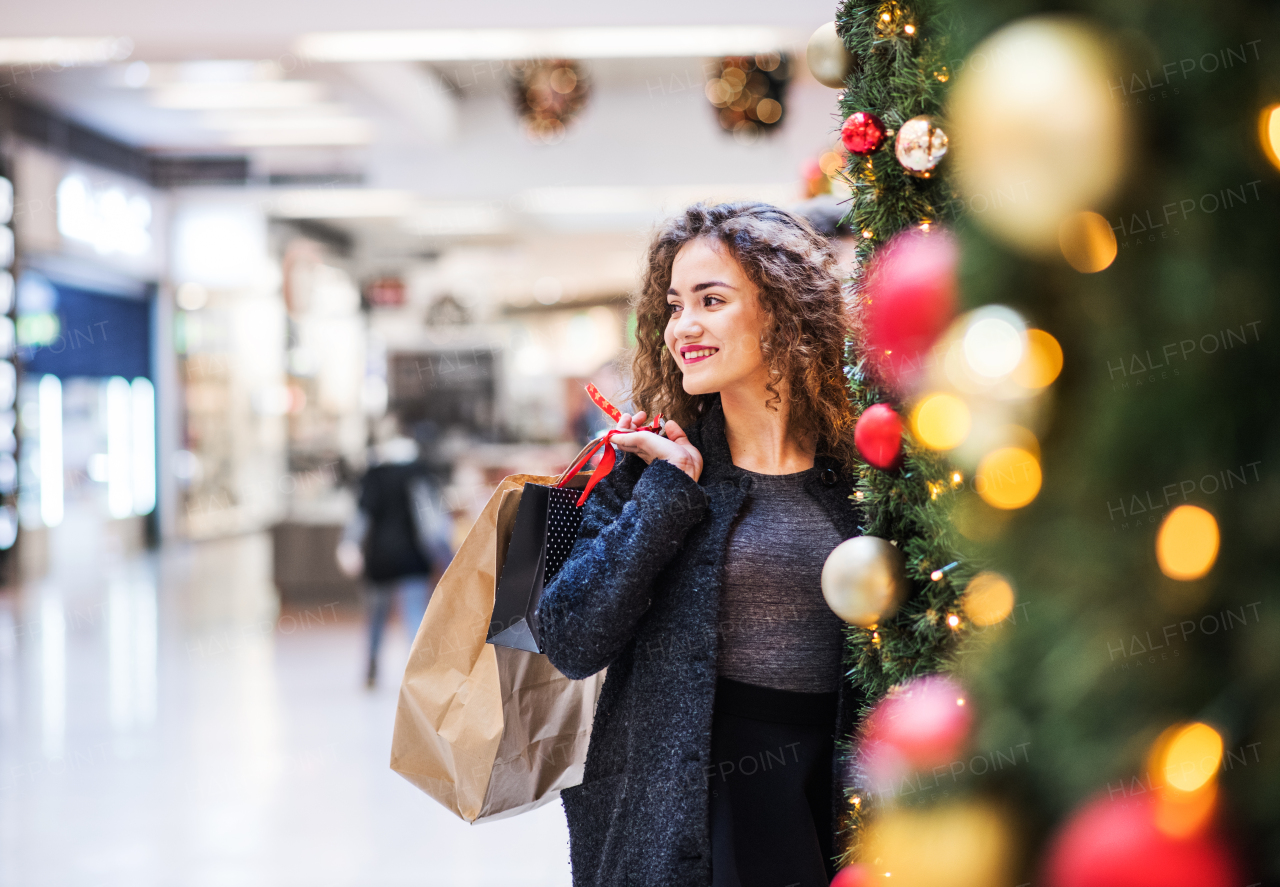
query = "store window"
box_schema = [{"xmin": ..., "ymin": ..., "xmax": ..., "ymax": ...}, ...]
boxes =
[{"xmin": 14, "ymin": 273, "xmax": 154, "ymax": 529}]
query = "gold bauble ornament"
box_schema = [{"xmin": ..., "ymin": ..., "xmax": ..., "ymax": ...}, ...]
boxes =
[
  {"xmin": 948, "ymin": 16, "xmax": 1128, "ymax": 254},
  {"xmin": 806, "ymin": 22, "xmax": 855, "ymax": 89},
  {"xmin": 821, "ymin": 536, "xmax": 907, "ymax": 626},
  {"xmin": 862, "ymin": 801, "xmax": 1016, "ymax": 887}
]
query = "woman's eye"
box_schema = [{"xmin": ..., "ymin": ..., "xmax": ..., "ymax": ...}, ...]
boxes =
[
  {"xmin": 703, "ymin": 295, "xmax": 723, "ymax": 306},
  {"xmin": 666, "ymin": 302, "xmax": 681, "ymax": 313}
]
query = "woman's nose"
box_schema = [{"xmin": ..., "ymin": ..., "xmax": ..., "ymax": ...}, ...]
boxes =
[{"xmin": 672, "ymin": 306, "xmax": 703, "ymax": 338}]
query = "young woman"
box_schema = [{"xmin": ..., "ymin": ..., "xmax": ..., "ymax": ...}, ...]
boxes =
[{"xmin": 537, "ymin": 202, "xmax": 865, "ymax": 887}]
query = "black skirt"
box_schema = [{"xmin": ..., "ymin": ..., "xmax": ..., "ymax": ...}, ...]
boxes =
[{"xmin": 709, "ymin": 677, "xmax": 839, "ymax": 887}]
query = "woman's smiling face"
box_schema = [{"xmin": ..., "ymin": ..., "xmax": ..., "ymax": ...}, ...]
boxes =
[{"xmin": 664, "ymin": 237, "xmax": 770, "ymax": 397}]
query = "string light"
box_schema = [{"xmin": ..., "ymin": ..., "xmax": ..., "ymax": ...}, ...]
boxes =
[
  {"xmin": 875, "ymin": 2, "xmax": 907, "ymax": 39},
  {"xmin": 956, "ymin": 697, "xmax": 966, "ymax": 706},
  {"xmin": 930, "ymin": 561, "xmax": 959, "ymax": 582},
  {"xmin": 946, "ymin": 613, "xmax": 961, "ymax": 628},
  {"xmin": 862, "ymin": 229, "xmax": 875, "ymax": 239},
  {"xmin": 950, "ymin": 470, "xmax": 964, "ymax": 488},
  {"xmin": 904, "ymin": 24, "xmax": 916, "ymax": 35}
]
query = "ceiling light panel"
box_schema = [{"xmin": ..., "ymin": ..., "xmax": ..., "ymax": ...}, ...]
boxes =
[
  {"xmin": 0, "ymin": 37, "xmax": 132, "ymax": 66},
  {"xmin": 296, "ymin": 27, "xmax": 798, "ymax": 62}
]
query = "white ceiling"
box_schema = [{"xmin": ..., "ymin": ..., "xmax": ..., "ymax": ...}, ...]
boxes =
[
  {"xmin": 5, "ymin": 4, "xmax": 850, "ymax": 261},
  {"xmin": 1, "ymin": 1, "xmax": 838, "ymax": 58}
]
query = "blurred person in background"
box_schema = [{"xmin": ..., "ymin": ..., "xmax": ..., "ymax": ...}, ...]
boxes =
[{"xmin": 337, "ymin": 416, "xmax": 453, "ymax": 688}]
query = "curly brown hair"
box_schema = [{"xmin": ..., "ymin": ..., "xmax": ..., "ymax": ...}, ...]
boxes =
[{"xmin": 628, "ymin": 201, "xmax": 859, "ymax": 474}]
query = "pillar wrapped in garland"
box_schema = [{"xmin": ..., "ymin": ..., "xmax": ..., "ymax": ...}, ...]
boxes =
[
  {"xmin": 807, "ymin": 0, "xmax": 977, "ymax": 864},
  {"xmin": 822, "ymin": 0, "xmax": 1280, "ymax": 882}
]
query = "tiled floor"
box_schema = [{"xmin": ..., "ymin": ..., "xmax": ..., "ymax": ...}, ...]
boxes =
[{"xmin": 0, "ymin": 526, "xmax": 572, "ymax": 887}]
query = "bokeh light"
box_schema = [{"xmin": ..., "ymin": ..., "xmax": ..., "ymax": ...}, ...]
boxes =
[
  {"xmin": 998, "ymin": 424, "xmax": 1041, "ymax": 459},
  {"xmin": 1058, "ymin": 210, "xmax": 1117, "ymax": 272},
  {"xmin": 1149, "ymin": 721, "xmax": 1224, "ymax": 795},
  {"xmin": 1012, "ymin": 329, "xmax": 1063, "ymax": 388},
  {"xmin": 1156, "ymin": 505, "xmax": 1219, "ymax": 580},
  {"xmin": 976, "ymin": 447, "xmax": 1041, "ymax": 509},
  {"xmin": 1259, "ymin": 104, "xmax": 1280, "ymax": 171},
  {"xmin": 1149, "ymin": 719, "xmax": 1224, "ymax": 838},
  {"xmin": 963, "ymin": 309, "xmax": 1025, "ymax": 378},
  {"xmin": 819, "ymin": 150, "xmax": 845, "ymax": 175},
  {"xmin": 962, "ymin": 571, "xmax": 1015, "ymax": 626},
  {"xmin": 912, "ymin": 393, "xmax": 971, "ymax": 449}
]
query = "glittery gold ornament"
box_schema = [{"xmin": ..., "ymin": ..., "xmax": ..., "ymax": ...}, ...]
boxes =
[
  {"xmin": 806, "ymin": 22, "xmax": 855, "ymax": 89},
  {"xmin": 821, "ymin": 536, "xmax": 908, "ymax": 626},
  {"xmin": 862, "ymin": 801, "xmax": 1016, "ymax": 887},
  {"xmin": 894, "ymin": 115, "xmax": 948, "ymax": 177}
]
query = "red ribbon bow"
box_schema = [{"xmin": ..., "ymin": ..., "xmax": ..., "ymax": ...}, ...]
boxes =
[{"xmin": 556, "ymin": 383, "xmax": 662, "ymax": 507}]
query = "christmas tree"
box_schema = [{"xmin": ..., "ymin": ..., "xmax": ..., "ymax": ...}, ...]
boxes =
[{"xmin": 823, "ymin": 0, "xmax": 1280, "ymax": 882}]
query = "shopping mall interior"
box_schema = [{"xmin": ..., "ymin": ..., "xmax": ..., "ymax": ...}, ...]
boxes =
[{"xmin": 0, "ymin": 2, "xmax": 849, "ymax": 884}]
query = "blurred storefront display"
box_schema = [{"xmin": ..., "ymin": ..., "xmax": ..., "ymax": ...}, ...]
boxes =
[
  {"xmin": 7, "ymin": 140, "xmax": 165, "ymax": 579},
  {"xmin": 170, "ymin": 197, "xmax": 287, "ymax": 540}
]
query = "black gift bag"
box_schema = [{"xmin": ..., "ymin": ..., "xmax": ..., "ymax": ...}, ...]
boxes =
[
  {"xmin": 486, "ymin": 386, "xmax": 662, "ymax": 654},
  {"xmin": 487, "ymin": 478, "xmax": 588, "ymax": 653}
]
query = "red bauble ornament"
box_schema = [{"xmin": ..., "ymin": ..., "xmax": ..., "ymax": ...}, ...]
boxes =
[
  {"xmin": 854, "ymin": 404, "xmax": 904, "ymax": 470},
  {"xmin": 841, "ymin": 111, "xmax": 888, "ymax": 155},
  {"xmin": 860, "ymin": 675, "xmax": 972, "ymax": 793},
  {"xmin": 1045, "ymin": 793, "xmax": 1241, "ymax": 887},
  {"xmin": 863, "ymin": 227, "xmax": 958, "ymax": 393},
  {"xmin": 830, "ymin": 864, "xmax": 873, "ymax": 887}
]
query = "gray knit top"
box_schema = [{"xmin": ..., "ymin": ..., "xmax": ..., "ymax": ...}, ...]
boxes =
[{"xmin": 717, "ymin": 467, "xmax": 846, "ymax": 693}]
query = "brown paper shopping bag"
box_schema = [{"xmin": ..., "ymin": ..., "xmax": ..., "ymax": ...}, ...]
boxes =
[{"xmin": 390, "ymin": 471, "xmax": 606, "ymax": 823}]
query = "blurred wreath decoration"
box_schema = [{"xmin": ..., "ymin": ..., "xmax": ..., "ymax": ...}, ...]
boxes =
[
  {"xmin": 512, "ymin": 59, "xmax": 590, "ymax": 144},
  {"xmin": 705, "ymin": 53, "xmax": 791, "ymax": 144}
]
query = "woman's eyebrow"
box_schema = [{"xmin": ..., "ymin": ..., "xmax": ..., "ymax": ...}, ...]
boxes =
[{"xmin": 667, "ymin": 280, "xmax": 737, "ymax": 295}]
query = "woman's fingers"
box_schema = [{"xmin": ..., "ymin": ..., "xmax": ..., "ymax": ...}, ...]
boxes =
[
  {"xmin": 609, "ymin": 423, "xmax": 702, "ymax": 481},
  {"xmin": 616, "ymin": 410, "xmax": 655, "ymax": 434},
  {"xmin": 652, "ymin": 420, "xmax": 702, "ymax": 481}
]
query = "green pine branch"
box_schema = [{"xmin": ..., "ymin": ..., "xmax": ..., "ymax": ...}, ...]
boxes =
[{"xmin": 831, "ymin": 0, "xmax": 975, "ymax": 865}]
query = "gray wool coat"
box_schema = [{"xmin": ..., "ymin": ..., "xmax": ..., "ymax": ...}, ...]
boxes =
[{"xmin": 537, "ymin": 396, "xmax": 866, "ymax": 886}]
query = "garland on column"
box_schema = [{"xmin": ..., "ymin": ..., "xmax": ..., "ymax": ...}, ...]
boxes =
[{"xmin": 818, "ymin": 0, "xmax": 976, "ymax": 862}]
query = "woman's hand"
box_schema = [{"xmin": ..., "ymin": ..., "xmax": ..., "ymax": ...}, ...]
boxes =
[{"xmin": 609, "ymin": 410, "xmax": 703, "ymax": 483}]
